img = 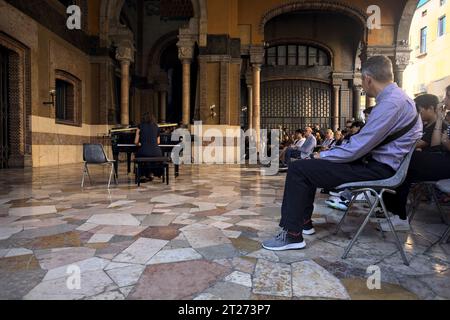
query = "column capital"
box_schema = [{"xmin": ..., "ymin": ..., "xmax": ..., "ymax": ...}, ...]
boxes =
[
  {"xmin": 177, "ymin": 34, "xmax": 195, "ymax": 61},
  {"xmin": 332, "ymin": 72, "xmax": 344, "ymax": 86},
  {"xmin": 116, "ymin": 46, "xmax": 134, "ymax": 64},
  {"xmin": 252, "ymin": 63, "xmax": 262, "ymax": 72},
  {"xmin": 250, "ymin": 45, "xmax": 265, "ymax": 65},
  {"xmin": 395, "ymin": 45, "xmax": 412, "ymax": 71},
  {"xmin": 112, "ymin": 25, "xmax": 135, "ymax": 63}
]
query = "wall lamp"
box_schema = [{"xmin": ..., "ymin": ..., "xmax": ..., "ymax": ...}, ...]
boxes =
[{"xmin": 43, "ymin": 90, "xmax": 56, "ymax": 107}]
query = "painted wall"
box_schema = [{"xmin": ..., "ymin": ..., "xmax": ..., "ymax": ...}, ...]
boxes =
[
  {"xmin": 0, "ymin": 0, "xmax": 110, "ymax": 167},
  {"xmin": 404, "ymin": 0, "xmax": 450, "ymax": 98}
]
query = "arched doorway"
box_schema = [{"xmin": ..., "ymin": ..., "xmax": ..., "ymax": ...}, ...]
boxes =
[
  {"xmin": 0, "ymin": 33, "xmax": 31, "ymax": 169},
  {"xmin": 261, "ymin": 42, "xmax": 332, "ymax": 132},
  {"xmin": 260, "ymin": 2, "xmax": 366, "ymax": 131}
]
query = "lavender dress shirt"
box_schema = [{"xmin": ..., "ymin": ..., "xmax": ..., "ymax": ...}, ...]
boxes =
[{"xmin": 320, "ymin": 83, "xmax": 423, "ymax": 171}]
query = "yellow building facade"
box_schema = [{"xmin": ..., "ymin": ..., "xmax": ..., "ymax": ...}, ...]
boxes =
[
  {"xmin": 404, "ymin": 0, "xmax": 450, "ymax": 98},
  {"xmin": 0, "ymin": 0, "xmax": 419, "ymax": 168}
]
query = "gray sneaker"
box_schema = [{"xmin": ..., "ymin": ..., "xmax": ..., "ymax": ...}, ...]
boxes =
[{"xmin": 262, "ymin": 230, "xmax": 306, "ymax": 251}]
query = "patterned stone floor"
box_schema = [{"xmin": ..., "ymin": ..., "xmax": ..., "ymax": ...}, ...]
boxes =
[{"xmin": 0, "ymin": 163, "xmax": 449, "ymax": 300}]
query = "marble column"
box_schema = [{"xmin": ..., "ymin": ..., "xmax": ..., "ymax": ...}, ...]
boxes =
[
  {"xmin": 250, "ymin": 45, "xmax": 265, "ymax": 150},
  {"xmin": 159, "ymin": 91, "xmax": 167, "ymax": 123},
  {"xmin": 353, "ymin": 85, "xmax": 363, "ymax": 120},
  {"xmin": 153, "ymin": 91, "xmax": 159, "ymax": 120},
  {"xmin": 333, "ymin": 85, "xmax": 341, "ymax": 131},
  {"xmin": 181, "ymin": 60, "xmax": 191, "ymax": 126},
  {"xmin": 116, "ymin": 46, "xmax": 134, "ymax": 126},
  {"xmin": 177, "ymin": 38, "xmax": 194, "ymax": 126},
  {"xmin": 247, "ymin": 84, "xmax": 253, "ymax": 130},
  {"xmin": 252, "ymin": 64, "xmax": 261, "ymax": 148},
  {"xmin": 366, "ymin": 96, "xmax": 376, "ymax": 108}
]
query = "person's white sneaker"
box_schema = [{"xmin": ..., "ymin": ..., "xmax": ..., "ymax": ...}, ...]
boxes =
[
  {"xmin": 379, "ymin": 215, "xmax": 410, "ymax": 232},
  {"xmin": 329, "ymin": 191, "xmax": 343, "ymax": 197}
]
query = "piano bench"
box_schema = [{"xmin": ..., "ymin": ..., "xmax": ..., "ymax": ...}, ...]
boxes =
[{"xmin": 134, "ymin": 157, "xmax": 171, "ymax": 186}]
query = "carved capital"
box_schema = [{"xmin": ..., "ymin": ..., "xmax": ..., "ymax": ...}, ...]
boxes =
[
  {"xmin": 250, "ymin": 45, "xmax": 265, "ymax": 65},
  {"xmin": 395, "ymin": 45, "xmax": 412, "ymax": 69},
  {"xmin": 178, "ymin": 46, "xmax": 194, "ymax": 61},
  {"xmin": 177, "ymin": 33, "xmax": 196, "ymax": 61},
  {"xmin": 115, "ymin": 46, "xmax": 134, "ymax": 63}
]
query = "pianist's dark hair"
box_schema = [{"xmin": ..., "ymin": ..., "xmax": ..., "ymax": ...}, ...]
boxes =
[{"xmin": 141, "ymin": 112, "xmax": 156, "ymax": 124}]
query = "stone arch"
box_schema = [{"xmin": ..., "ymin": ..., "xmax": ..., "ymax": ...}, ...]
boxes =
[
  {"xmin": 100, "ymin": 0, "xmax": 207, "ymax": 47},
  {"xmin": 0, "ymin": 32, "xmax": 31, "ymax": 167},
  {"xmin": 259, "ymin": 1, "xmax": 368, "ymax": 41},
  {"xmin": 147, "ymin": 31, "xmax": 180, "ymax": 83},
  {"xmin": 397, "ymin": 0, "xmax": 420, "ymax": 46}
]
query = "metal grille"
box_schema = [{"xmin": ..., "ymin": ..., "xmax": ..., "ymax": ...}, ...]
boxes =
[
  {"xmin": 261, "ymin": 80, "xmax": 331, "ymax": 133},
  {"xmin": 0, "ymin": 47, "xmax": 9, "ymax": 169}
]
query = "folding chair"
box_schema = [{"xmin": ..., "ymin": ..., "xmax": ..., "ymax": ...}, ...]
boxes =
[
  {"xmin": 436, "ymin": 180, "xmax": 450, "ymax": 245},
  {"xmin": 333, "ymin": 143, "xmax": 418, "ymax": 266},
  {"xmin": 408, "ymin": 181, "xmax": 449, "ymax": 225},
  {"xmin": 81, "ymin": 144, "xmax": 118, "ymax": 189}
]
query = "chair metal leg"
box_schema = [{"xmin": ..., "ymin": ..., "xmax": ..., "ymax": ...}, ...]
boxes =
[
  {"xmin": 136, "ymin": 164, "xmax": 141, "ymax": 187},
  {"xmin": 81, "ymin": 164, "xmax": 87, "ymax": 188},
  {"xmin": 342, "ymin": 195, "xmax": 380, "ymax": 260},
  {"xmin": 440, "ymin": 225, "xmax": 450, "ymax": 245},
  {"xmin": 428, "ymin": 184, "xmax": 449, "ymax": 225},
  {"xmin": 379, "ymin": 194, "xmax": 410, "ymax": 266},
  {"xmin": 408, "ymin": 184, "xmax": 423, "ymax": 223},
  {"xmin": 165, "ymin": 164, "xmax": 169, "ymax": 185},
  {"xmin": 334, "ymin": 192, "xmax": 358, "ymax": 235},
  {"xmin": 108, "ymin": 164, "xmax": 114, "ymax": 189},
  {"xmin": 85, "ymin": 164, "xmax": 93, "ymax": 185},
  {"xmin": 112, "ymin": 163, "xmax": 118, "ymax": 185}
]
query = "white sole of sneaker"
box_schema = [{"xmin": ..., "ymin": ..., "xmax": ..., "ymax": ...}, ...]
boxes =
[
  {"xmin": 262, "ymin": 242, "xmax": 306, "ymax": 251},
  {"xmin": 303, "ymin": 228, "xmax": 316, "ymax": 235}
]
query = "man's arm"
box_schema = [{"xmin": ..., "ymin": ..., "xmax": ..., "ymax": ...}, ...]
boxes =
[{"xmin": 320, "ymin": 102, "xmax": 401, "ymax": 162}]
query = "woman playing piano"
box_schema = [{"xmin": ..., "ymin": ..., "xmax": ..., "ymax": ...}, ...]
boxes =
[{"xmin": 134, "ymin": 113, "xmax": 163, "ymax": 181}]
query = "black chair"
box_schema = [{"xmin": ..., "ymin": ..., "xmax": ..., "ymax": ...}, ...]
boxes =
[
  {"xmin": 81, "ymin": 144, "xmax": 118, "ymax": 189},
  {"xmin": 134, "ymin": 157, "xmax": 170, "ymax": 186}
]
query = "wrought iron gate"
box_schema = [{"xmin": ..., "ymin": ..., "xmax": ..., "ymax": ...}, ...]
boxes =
[
  {"xmin": 261, "ymin": 80, "xmax": 331, "ymax": 133},
  {"xmin": 0, "ymin": 47, "xmax": 9, "ymax": 169}
]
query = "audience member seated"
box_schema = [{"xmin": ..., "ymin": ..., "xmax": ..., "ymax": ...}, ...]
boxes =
[
  {"xmin": 331, "ymin": 130, "xmax": 343, "ymax": 147},
  {"xmin": 415, "ymin": 94, "xmax": 448, "ymax": 153},
  {"xmin": 382, "ymin": 88, "xmax": 450, "ymax": 231},
  {"xmin": 280, "ymin": 129, "xmax": 306, "ymax": 165},
  {"xmin": 319, "ymin": 129, "xmax": 335, "ymax": 151},
  {"xmin": 282, "ymin": 127, "xmax": 317, "ymax": 166}
]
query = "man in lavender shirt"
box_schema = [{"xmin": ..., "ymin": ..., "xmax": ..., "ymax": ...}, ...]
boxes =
[{"xmin": 263, "ymin": 55, "xmax": 423, "ymax": 251}]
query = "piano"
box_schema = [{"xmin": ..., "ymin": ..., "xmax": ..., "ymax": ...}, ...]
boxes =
[{"xmin": 110, "ymin": 124, "xmax": 181, "ymax": 177}]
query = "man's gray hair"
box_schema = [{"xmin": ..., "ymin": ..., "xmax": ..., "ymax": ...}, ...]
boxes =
[{"xmin": 361, "ymin": 55, "xmax": 394, "ymax": 83}]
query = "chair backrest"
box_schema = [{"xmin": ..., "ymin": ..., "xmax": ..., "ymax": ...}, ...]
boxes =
[
  {"xmin": 83, "ymin": 144, "xmax": 108, "ymax": 164},
  {"xmin": 385, "ymin": 142, "xmax": 418, "ymax": 188}
]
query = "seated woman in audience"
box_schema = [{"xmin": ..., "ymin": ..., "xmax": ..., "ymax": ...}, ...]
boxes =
[
  {"xmin": 382, "ymin": 89, "xmax": 450, "ymax": 231},
  {"xmin": 282, "ymin": 127, "xmax": 317, "ymax": 166},
  {"xmin": 315, "ymin": 132, "xmax": 323, "ymax": 146},
  {"xmin": 415, "ymin": 94, "xmax": 448, "ymax": 153},
  {"xmin": 280, "ymin": 129, "xmax": 306, "ymax": 166},
  {"xmin": 319, "ymin": 129, "xmax": 335, "ymax": 151},
  {"xmin": 332, "ymin": 130, "xmax": 344, "ymax": 147},
  {"xmin": 134, "ymin": 112, "xmax": 163, "ymax": 181}
]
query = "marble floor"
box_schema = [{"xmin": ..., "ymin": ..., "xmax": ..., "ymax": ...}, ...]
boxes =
[{"xmin": 0, "ymin": 163, "xmax": 449, "ymax": 300}]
